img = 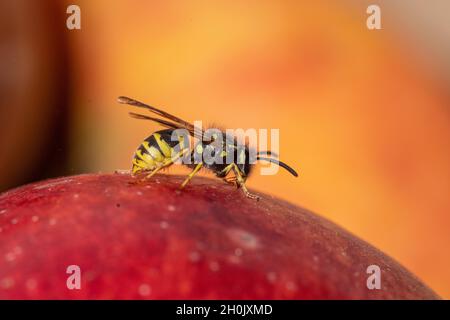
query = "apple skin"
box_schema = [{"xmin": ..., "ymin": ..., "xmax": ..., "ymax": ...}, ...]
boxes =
[{"xmin": 0, "ymin": 173, "xmax": 439, "ymax": 299}]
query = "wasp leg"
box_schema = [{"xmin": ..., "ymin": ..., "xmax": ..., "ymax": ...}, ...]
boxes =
[
  {"xmin": 232, "ymin": 163, "xmax": 260, "ymax": 201},
  {"xmin": 180, "ymin": 162, "xmax": 203, "ymax": 189},
  {"xmin": 219, "ymin": 164, "xmax": 235, "ymax": 185},
  {"xmin": 143, "ymin": 165, "xmax": 166, "ymax": 180},
  {"xmin": 223, "ymin": 176, "xmax": 238, "ymax": 187},
  {"xmin": 141, "ymin": 150, "xmax": 187, "ymax": 182},
  {"xmin": 219, "ymin": 163, "xmax": 234, "ymax": 176}
]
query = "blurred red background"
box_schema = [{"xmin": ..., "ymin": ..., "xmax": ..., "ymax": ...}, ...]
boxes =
[{"xmin": 1, "ymin": 0, "xmax": 449, "ymax": 297}]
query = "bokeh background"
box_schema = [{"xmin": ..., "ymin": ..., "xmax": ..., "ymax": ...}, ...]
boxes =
[{"xmin": 1, "ymin": 0, "xmax": 449, "ymax": 298}]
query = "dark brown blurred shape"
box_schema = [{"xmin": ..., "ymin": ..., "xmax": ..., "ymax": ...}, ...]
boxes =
[{"xmin": 0, "ymin": 1, "xmax": 70, "ymax": 191}]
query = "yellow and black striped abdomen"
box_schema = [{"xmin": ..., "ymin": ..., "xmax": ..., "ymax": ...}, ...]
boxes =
[{"xmin": 132, "ymin": 129, "xmax": 180, "ymax": 174}]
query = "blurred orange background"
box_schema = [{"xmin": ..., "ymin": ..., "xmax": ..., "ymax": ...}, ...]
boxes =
[{"xmin": 1, "ymin": 0, "xmax": 449, "ymax": 298}]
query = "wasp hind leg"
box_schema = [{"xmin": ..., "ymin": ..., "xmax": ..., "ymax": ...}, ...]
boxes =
[
  {"xmin": 128, "ymin": 164, "xmax": 166, "ymax": 185},
  {"xmin": 139, "ymin": 150, "xmax": 187, "ymax": 183},
  {"xmin": 180, "ymin": 162, "xmax": 203, "ymax": 189}
]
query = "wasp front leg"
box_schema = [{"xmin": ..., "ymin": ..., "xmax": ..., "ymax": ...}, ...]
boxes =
[
  {"xmin": 138, "ymin": 149, "xmax": 188, "ymax": 183},
  {"xmin": 232, "ymin": 163, "xmax": 260, "ymax": 201}
]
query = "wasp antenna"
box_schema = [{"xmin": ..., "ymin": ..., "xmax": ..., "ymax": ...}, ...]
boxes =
[{"xmin": 256, "ymin": 156, "xmax": 298, "ymax": 177}]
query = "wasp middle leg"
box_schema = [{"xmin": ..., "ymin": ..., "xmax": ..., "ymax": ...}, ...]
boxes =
[
  {"xmin": 139, "ymin": 149, "xmax": 188, "ymax": 182},
  {"xmin": 180, "ymin": 162, "xmax": 204, "ymax": 189}
]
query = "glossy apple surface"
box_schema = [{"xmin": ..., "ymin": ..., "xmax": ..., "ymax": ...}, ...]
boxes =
[{"xmin": 0, "ymin": 174, "xmax": 439, "ymax": 299}]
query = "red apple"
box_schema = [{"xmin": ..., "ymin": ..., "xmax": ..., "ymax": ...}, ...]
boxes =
[{"xmin": 0, "ymin": 173, "xmax": 439, "ymax": 299}]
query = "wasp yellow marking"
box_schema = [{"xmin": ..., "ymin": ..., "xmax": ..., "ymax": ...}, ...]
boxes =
[
  {"xmin": 135, "ymin": 149, "xmax": 154, "ymax": 164},
  {"xmin": 140, "ymin": 142, "xmax": 162, "ymax": 162},
  {"xmin": 132, "ymin": 165, "xmax": 142, "ymax": 174},
  {"xmin": 153, "ymin": 133, "xmax": 172, "ymax": 157},
  {"xmin": 141, "ymin": 141, "xmax": 151, "ymax": 153},
  {"xmin": 148, "ymin": 146, "xmax": 164, "ymax": 162},
  {"xmin": 132, "ymin": 158, "xmax": 147, "ymax": 168}
]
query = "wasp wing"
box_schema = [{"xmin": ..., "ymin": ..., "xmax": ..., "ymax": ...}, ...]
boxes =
[
  {"xmin": 118, "ymin": 96, "xmax": 197, "ymax": 132},
  {"xmin": 128, "ymin": 112, "xmax": 203, "ymax": 141}
]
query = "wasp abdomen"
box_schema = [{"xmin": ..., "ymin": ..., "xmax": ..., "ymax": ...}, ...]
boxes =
[{"xmin": 131, "ymin": 129, "xmax": 180, "ymax": 174}]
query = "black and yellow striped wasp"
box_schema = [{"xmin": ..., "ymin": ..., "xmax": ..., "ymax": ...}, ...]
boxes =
[{"xmin": 118, "ymin": 96, "xmax": 298, "ymax": 200}]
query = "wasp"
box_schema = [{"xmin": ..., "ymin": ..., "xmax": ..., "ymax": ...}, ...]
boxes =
[{"xmin": 118, "ymin": 96, "xmax": 298, "ymax": 200}]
